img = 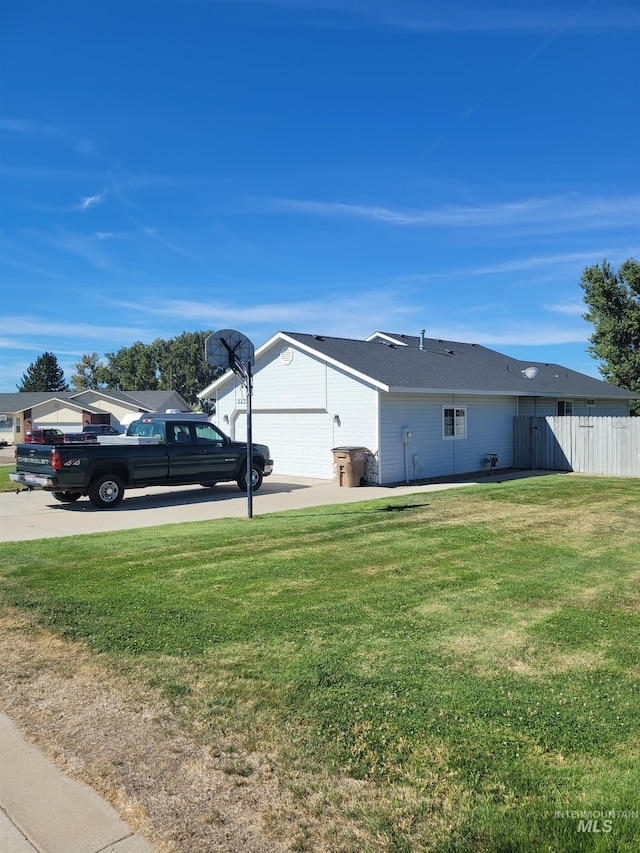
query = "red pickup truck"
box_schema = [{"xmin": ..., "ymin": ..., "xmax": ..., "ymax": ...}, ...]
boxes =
[{"xmin": 24, "ymin": 428, "xmax": 66, "ymax": 445}]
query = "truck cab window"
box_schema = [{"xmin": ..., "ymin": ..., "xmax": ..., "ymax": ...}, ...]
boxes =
[
  {"xmin": 195, "ymin": 423, "xmax": 226, "ymax": 446},
  {"xmin": 172, "ymin": 425, "xmax": 192, "ymax": 443}
]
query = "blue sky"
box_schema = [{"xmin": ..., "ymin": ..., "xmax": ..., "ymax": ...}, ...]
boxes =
[{"xmin": 1, "ymin": 0, "xmax": 639, "ymax": 393}]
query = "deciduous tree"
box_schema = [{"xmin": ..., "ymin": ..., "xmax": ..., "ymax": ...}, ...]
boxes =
[
  {"xmin": 71, "ymin": 352, "xmax": 109, "ymax": 390},
  {"xmin": 102, "ymin": 341, "xmax": 160, "ymax": 391},
  {"xmin": 580, "ymin": 258, "xmax": 639, "ymax": 412},
  {"xmin": 154, "ymin": 331, "xmax": 221, "ymax": 407},
  {"xmin": 99, "ymin": 332, "xmax": 221, "ymax": 406}
]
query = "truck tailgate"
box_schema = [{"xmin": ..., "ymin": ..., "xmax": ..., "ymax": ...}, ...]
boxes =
[{"xmin": 11, "ymin": 444, "xmax": 57, "ymax": 488}]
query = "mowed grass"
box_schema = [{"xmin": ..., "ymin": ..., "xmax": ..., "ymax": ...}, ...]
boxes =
[
  {"xmin": 1, "ymin": 475, "xmax": 639, "ymax": 851},
  {"xmin": 0, "ymin": 465, "xmax": 16, "ymax": 492}
]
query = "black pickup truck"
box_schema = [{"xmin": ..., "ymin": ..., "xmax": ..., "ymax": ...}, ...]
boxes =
[{"xmin": 10, "ymin": 414, "xmax": 273, "ymax": 509}]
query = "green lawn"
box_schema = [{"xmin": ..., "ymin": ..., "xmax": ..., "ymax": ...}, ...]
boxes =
[
  {"xmin": 0, "ymin": 465, "xmax": 15, "ymax": 492},
  {"xmin": 1, "ymin": 475, "xmax": 639, "ymax": 851}
]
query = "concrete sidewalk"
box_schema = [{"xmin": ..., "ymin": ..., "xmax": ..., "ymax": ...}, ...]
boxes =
[{"xmin": 0, "ymin": 714, "xmax": 156, "ymax": 853}]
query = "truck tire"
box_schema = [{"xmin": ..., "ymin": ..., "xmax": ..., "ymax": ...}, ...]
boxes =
[
  {"xmin": 52, "ymin": 490, "xmax": 82, "ymax": 503},
  {"xmin": 88, "ymin": 473, "xmax": 125, "ymax": 509},
  {"xmin": 236, "ymin": 463, "xmax": 263, "ymax": 493}
]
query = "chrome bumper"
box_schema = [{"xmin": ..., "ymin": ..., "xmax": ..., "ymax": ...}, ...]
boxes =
[{"xmin": 10, "ymin": 472, "xmax": 55, "ymax": 489}]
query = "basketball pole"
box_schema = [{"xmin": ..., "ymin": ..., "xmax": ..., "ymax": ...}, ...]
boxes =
[
  {"xmin": 204, "ymin": 330, "xmax": 256, "ymax": 520},
  {"xmin": 246, "ymin": 359, "xmax": 253, "ymax": 519}
]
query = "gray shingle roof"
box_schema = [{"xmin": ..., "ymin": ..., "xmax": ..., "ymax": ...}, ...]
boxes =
[
  {"xmin": 281, "ymin": 332, "xmax": 637, "ymax": 399},
  {"xmin": 0, "ymin": 389, "xmax": 191, "ymax": 414}
]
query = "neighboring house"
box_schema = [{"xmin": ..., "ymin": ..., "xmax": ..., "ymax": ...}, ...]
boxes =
[
  {"xmin": 0, "ymin": 389, "xmax": 191, "ymax": 444},
  {"xmin": 199, "ymin": 331, "xmax": 638, "ymax": 483}
]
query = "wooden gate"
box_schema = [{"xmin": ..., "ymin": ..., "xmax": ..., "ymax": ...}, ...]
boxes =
[{"xmin": 513, "ymin": 416, "xmax": 639, "ymax": 476}]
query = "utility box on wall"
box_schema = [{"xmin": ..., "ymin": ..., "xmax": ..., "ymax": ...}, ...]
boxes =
[{"xmin": 332, "ymin": 447, "xmax": 367, "ymax": 487}]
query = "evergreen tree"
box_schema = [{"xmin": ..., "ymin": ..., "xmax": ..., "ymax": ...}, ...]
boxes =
[{"xmin": 17, "ymin": 352, "xmax": 69, "ymax": 392}]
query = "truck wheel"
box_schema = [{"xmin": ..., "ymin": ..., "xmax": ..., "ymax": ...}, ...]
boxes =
[
  {"xmin": 52, "ymin": 490, "xmax": 82, "ymax": 503},
  {"xmin": 88, "ymin": 474, "xmax": 125, "ymax": 509},
  {"xmin": 236, "ymin": 463, "xmax": 263, "ymax": 493}
]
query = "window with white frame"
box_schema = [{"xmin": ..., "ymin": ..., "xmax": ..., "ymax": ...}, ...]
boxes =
[
  {"xmin": 557, "ymin": 400, "xmax": 573, "ymax": 416},
  {"xmin": 443, "ymin": 406, "xmax": 467, "ymax": 439}
]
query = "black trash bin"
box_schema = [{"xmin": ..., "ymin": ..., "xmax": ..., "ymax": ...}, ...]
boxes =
[{"xmin": 332, "ymin": 447, "xmax": 367, "ymax": 487}]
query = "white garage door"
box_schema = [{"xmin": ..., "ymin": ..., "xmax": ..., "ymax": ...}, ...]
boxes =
[{"xmin": 233, "ymin": 411, "xmax": 334, "ymax": 479}]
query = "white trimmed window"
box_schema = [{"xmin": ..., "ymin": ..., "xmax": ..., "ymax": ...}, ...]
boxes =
[
  {"xmin": 443, "ymin": 406, "xmax": 467, "ymax": 439},
  {"xmin": 557, "ymin": 400, "xmax": 573, "ymax": 416}
]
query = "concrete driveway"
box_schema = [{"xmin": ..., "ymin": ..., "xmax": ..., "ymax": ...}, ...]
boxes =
[
  {"xmin": 1, "ymin": 474, "xmax": 483, "ymax": 542},
  {"xmin": 0, "ymin": 443, "xmax": 552, "ymax": 543}
]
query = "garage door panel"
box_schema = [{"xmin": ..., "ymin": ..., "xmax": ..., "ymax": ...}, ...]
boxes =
[{"xmin": 233, "ymin": 412, "xmax": 334, "ymax": 479}]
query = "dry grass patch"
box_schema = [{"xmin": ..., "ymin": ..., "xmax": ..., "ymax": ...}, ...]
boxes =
[{"xmin": 0, "ymin": 609, "xmax": 294, "ymax": 853}]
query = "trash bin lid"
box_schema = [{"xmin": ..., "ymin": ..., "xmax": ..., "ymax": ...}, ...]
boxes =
[{"xmin": 331, "ymin": 446, "xmax": 367, "ymax": 452}]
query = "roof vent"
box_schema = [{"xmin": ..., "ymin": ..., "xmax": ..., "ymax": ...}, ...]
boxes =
[{"xmin": 419, "ymin": 329, "xmax": 426, "ymax": 351}]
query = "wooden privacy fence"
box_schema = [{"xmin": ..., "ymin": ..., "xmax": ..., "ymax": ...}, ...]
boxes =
[{"xmin": 513, "ymin": 416, "xmax": 640, "ymax": 477}]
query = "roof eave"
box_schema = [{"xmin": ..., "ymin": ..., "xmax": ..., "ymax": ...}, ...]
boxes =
[
  {"xmin": 387, "ymin": 387, "xmax": 638, "ymax": 398},
  {"xmin": 199, "ymin": 331, "xmax": 391, "ymax": 396}
]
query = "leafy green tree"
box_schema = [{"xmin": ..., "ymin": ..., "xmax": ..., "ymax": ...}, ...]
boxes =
[
  {"xmin": 102, "ymin": 341, "xmax": 160, "ymax": 391},
  {"xmin": 17, "ymin": 352, "xmax": 69, "ymax": 392},
  {"xmin": 71, "ymin": 352, "xmax": 109, "ymax": 390},
  {"xmin": 99, "ymin": 332, "xmax": 221, "ymax": 405},
  {"xmin": 580, "ymin": 258, "xmax": 640, "ymax": 413},
  {"xmin": 154, "ymin": 331, "xmax": 222, "ymax": 407}
]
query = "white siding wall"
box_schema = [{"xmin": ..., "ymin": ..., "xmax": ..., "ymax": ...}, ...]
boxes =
[
  {"xmin": 326, "ymin": 366, "xmax": 378, "ymax": 452},
  {"xmin": 379, "ymin": 394, "xmax": 517, "ymax": 483},
  {"xmin": 213, "ymin": 345, "xmax": 379, "ymax": 479}
]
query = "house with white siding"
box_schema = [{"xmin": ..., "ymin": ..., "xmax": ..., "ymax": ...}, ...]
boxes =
[{"xmin": 199, "ymin": 331, "xmax": 637, "ymax": 484}]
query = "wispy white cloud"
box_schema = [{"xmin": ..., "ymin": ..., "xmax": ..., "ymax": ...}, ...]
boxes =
[
  {"xmin": 95, "ymin": 231, "xmax": 128, "ymax": 240},
  {"xmin": 204, "ymin": 0, "xmax": 639, "ymax": 31},
  {"xmin": 397, "ymin": 247, "xmax": 640, "ymax": 283},
  {"xmin": 77, "ymin": 191, "xmax": 106, "ymax": 210},
  {"xmin": 25, "ymin": 228, "xmax": 114, "ymax": 270},
  {"xmin": 99, "ymin": 291, "xmax": 590, "ymax": 350},
  {"xmin": 418, "ymin": 323, "xmax": 590, "ymax": 347},
  {"xmin": 103, "ymin": 289, "xmax": 415, "ymax": 330},
  {"xmin": 544, "ymin": 302, "xmax": 585, "ymax": 316},
  {"xmin": 0, "ymin": 317, "xmax": 157, "ymax": 344},
  {"xmin": 0, "ymin": 116, "xmax": 94, "ymax": 154},
  {"xmin": 141, "ymin": 226, "xmax": 191, "ymax": 255},
  {"xmin": 264, "ymin": 194, "xmax": 640, "ymax": 233}
]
